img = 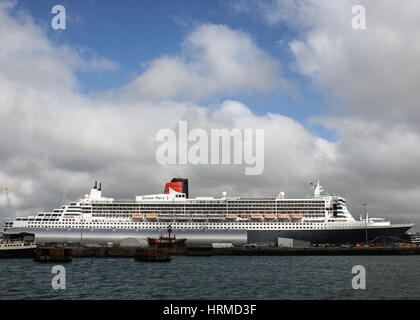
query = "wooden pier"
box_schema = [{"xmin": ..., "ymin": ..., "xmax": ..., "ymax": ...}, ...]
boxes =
[
  {"xmin": 134, "ymin": 248, "xmax": 171, "ymax": 262},
  {"xmin": 34, "ymin": 247, "xmax": 72, "ymax": 262},
  {"xmin": 186, "ymin": 246, "xmax": 213, "ymax": 256}
]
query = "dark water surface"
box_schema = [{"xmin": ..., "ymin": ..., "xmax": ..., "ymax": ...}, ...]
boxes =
[{"xmin": 0, "ymin": 256, "xmax": 419, "ymax": 299}]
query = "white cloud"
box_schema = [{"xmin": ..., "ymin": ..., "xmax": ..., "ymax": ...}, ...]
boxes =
[
  {"xmin": 124, "ymin": 24, "xmax": 292, "ymax": 101},
  {"xmin": 0, "ymin": 2, "xmax": 118, "ymax": 95},
  {"xmin": 254, "ymin": 0, "xmax": 420, "ymax": 122},
  {"xmin": 67, "ymin": 50, "xmax": 120, "ymax": 72}
]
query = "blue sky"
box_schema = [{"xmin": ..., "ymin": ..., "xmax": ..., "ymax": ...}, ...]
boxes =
[{"xmin": 10, "ymin": 0, "xmax": 336, "ymax": 140}]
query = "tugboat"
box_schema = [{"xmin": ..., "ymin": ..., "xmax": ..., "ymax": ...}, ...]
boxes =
[
  {"xmin": 147, "ymin": 225, "xmax": 187, "ymax": 248},
  {"xmin": 135, "ymin": 226, "xmax": 183, "ymax": 262},
  {"xmin": 0, "ymin": 233, "xmax": 36, "ymax": 258}
]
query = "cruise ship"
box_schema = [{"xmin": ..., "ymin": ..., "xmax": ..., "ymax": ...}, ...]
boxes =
[{"xmin": 2, "ymin": 178, "xmax": 414, "ymax": 245}]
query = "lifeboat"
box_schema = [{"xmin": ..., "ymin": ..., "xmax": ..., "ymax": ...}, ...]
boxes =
[
  {"xmin": 264, "ymin": 214, "xmax": 276, "ymax": 219},
  {"xmin": 250, "ymin": 214, "xmax": 263, "ymax": 219},
  {"xmin": 225, "ymin": 214, "xmax": 237, "ymax": 219},
  {"xmin": 291, "ymin": 214, "xmax": 304, "ymax": 219},
  {"xmin": 174, "ymin": 214, "xmax": 190, "ymax": 220},
  {"xmin": 132, "ymin": 214, "xmax": 144, "ymax": 219},
  {"xmin": 277, "ymin": 214, "xmax": 290, "ymax": 219},
  {"xmin": 159, "ymin": 215, "xmax": 173, "ymax": 220},
  {"xmin": 207, "ymin": 215, "xmax": 224, "ymax": 220},
  {"xmin": 146, "ymin": 214, "xmax": 157, "ymax": 219},
  {"xmin": 192, "ymin": 214, "xmax": 207, "ymax": 221}
]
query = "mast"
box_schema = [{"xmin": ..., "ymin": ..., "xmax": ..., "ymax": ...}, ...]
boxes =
[{"xmin": 363, "ymin": 203, "xmax": 368, "ymax": 246}]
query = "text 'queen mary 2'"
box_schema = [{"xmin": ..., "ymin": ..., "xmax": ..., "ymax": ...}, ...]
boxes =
[{"xmin": 3, "ymin": 179, "xmax": 414, "ymax": 244}]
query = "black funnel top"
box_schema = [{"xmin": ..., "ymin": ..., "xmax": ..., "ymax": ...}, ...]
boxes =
[{"xmin": 171, "ymin": 178, "xmax": 189, "ymax": 198}]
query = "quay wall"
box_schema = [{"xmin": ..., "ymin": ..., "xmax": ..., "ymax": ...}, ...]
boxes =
[{"xmin": 63, "ymin": 246, "xmax": 420, "ymax": 257}]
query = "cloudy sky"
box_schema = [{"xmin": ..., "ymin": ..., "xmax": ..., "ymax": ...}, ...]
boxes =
[{"xmin": 0, "ymin": 0, "xmax": 419, "ymax": 231}]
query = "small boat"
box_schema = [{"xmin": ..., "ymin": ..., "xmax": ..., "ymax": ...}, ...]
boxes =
[
  {"xmin": 191, "ymin": 215, "xmax": 207, "ymax": 221},
  {"xmin": 264, "ymin": 214, "xmax": 276, "ymax": 219},
  {"xmin": 174, "ymin": 214, "xmax": 190, "ymax": 220},
  {"xmin": 147, "ymin": 226, "xmax": 186, "ymax": 248},
  {"xmin": 0, "ymin": 233, "xmax": 36, "ymax": 259},
  {"xmin": 159, "ymin": 214, "xmax": 173, "ymax": 220},
  {"xmin": 207, "ymin": 215, "xmax": 224, "ymax": 220},
  {"xmin": 291, "ymin": 214, "xmax": 304, "ymax": 219}
]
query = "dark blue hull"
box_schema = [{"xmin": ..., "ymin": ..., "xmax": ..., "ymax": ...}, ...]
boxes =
[{"xmin": 248, "ymin": 225, "xmax": 413, "ymax": 245}]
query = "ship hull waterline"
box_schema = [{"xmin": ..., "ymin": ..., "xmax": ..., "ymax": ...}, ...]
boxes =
[{"xmin": 248, "ymin": 224, "xmax": 412, "ymax": 244}]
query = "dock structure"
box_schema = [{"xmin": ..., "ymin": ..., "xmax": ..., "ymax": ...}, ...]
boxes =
[
  {"xmin": 1, "ymin": 244, "xmax": 419, "ymax": 259},
  {"xmin": 62, "ymin": 245, "xmax": 420, "ymax": 257},
  {"xmin": 34, "ymin": 247, "xmax": 72, "ymax": 262},
  {"xmin": 134, "ymin": 248, "xmax": 171, "ymax": 262},
  {"xmin": 187, "ymin": 246, "xmax": 213, "ymax": 256}
]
